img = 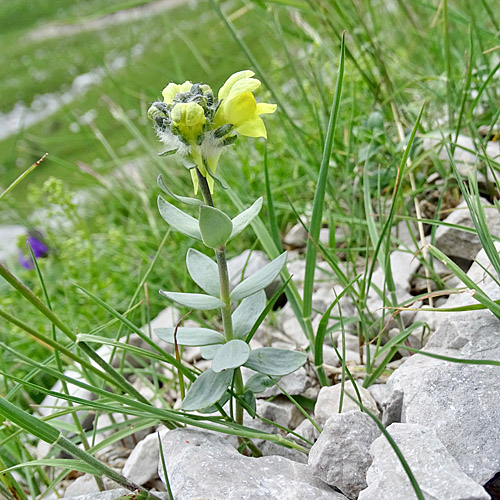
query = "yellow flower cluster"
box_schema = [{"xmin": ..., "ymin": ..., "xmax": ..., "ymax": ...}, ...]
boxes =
[{"xmin": 155, "ymin": 70, "xmax": 277, "ymax": 194}]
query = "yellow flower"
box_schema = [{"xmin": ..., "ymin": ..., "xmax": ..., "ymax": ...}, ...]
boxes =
[
  {"xmin": 162, "ymin": 81, "xmax": 192, "ymax": 104},
  {"xmin": 171, "ymin": 102, "xmax": 206, "ymax": 144},
  {"xmin": 215, "ymin": 70, "xmax": 277, "ymax": 138},
  {"xmin": 189, "ymin": 149, "xmax": 220, "ymax": 195}
]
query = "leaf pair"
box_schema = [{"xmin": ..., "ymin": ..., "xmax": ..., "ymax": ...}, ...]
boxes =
[
  {"xmin": 157, "ymin": 196, "xmax": 263, "ymax": 246},
  {"xmin": 159, "ymin": 251, "xmax": 287, "ymax": 308},
  {"xmin": 180, "ymin": 347, "xmax": 307, "ymax": 411}
]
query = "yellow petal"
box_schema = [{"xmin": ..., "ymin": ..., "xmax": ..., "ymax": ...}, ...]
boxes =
[
  {"xmin": 207, "ymin": 151, "xmax": 221, "ymax": 175},
  {"xmin": 191, "ymin": 149, "xmax": 204, "ymax": 172},
  {"xmin": 171, "ymin": 102, "xmax": 206, "ymax": 127},
  {"xmin": 171, "ymin": 103, "xmax": 206, "ymax": 143},
  {"xmin": 235, "ymin": 116, "xmax": 267, "ymax": 138},
  {"xmin": 256, "ymin": 102, "xmax": 277, "ymax": 115},
  {"xmin": 224, "ymin": 92, "xmax": 257, "ymax": 127},
  {"xmin": 227, "ymin": 78, "xmax": 261, "ymax": 99},
  {"xmin": 207, "ymin": 174, "xmax": 215, "ymax": 194},
  {"xmin": 218, "ymin": 70, "xmax": 255, "ymax": 100},
  {"xmin": 162, "ymin": 81, "xmax": 192, "ymax": 104},
  {"xmin": 190, "ymin": 168, "xmax": 199, "ymax": 195}
]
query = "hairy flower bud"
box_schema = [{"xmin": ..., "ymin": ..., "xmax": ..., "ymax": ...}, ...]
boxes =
[{"xmin": 171, "ymin": 102, "xmax": 206, "ymax": 144}]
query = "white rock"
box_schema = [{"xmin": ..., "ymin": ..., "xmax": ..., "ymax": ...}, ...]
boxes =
[
  {"xmin": 382, "ymin": 282, "xmax": 500, "ymax": 484},
  {"xmin": 434, "ymin": 198, "xmax": 500, "ymax": 261},
  {"xmin": 122, "ymin": 429, "xmax": 169, "ymax": 485},
  {"xmin": 258, "ymin": 366, "xmax": 319, "ymax": 398},
  {"xmin": 309, "ymin": 411, "xmax": 381, "ymax": 499},
  {"xmin": 314, "ymin": 381, "xmax": 380, "ymax": 427},
  {"xmin": 365, "ymin": 250, "xmax": 420, "ymax": 327},
  {"xmin": 358, "ymin": 423, "xmax": 490, "ymax": 500},
  {"xmin": 158, "ymin": 429, "xmax": 347, "ymax": 499},
  {"xmin": 63, "ymin": 475, "xmax": 121, "ymax": 497},
  {"xmin": 283, "ymin": 223, "xmax": 308, "ymax": 247},
  {"xmin": 367, "ymin": 384, "xmax": 389, "ymax": 411},
  {"xmin": 286, "ymin": 418, "xmax": 320, "ymax": 448},
  {"xmin": 423, "ymin": 134, "xmax": 500, "ymax": 181}
]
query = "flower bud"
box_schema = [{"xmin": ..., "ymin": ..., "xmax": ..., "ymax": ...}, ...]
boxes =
[
  {"xmin": 147, "ymin": 102, "xmax": 168, "ymax": 121},
  {"xmin": 171, "ymin": 102, "xmax": 206, "ymax": 144},
  {"xmin": 162, "ymin": 81, "xmax": 193, "ymax": 104}
]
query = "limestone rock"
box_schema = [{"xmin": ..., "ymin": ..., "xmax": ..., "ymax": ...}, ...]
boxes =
[
  {"xmin": 314, "ymin": 381, "xmax": 380, "ymax": 427},
  {"xmin": 283, "ymin": 223, "xmax": 308, "ymax": 248},
  {"xmin": 358, "ymin": 423, "xmax": 489, "ymax": 500},
  {"xmin": 158, "ymin": 429, "xmax": 347, "ymax": 500},
  {"xmin": 365, "ymin": 250, "xmax": 420, "ymax": 327},
  {"xmin": 258, "ymin": 365, "xmax": 320, "ymax": 399},
  {"xmin": 63, "ymin": 475, "xmax": 121, "ymax": 497},
  {"xmin": 309, "ymin": 411, "xmax": 381, "ymax": 499},
  {"xmin": 434, "ymin": 198, "xmax": 500, "ymax": 261},
  {"xmin": 259, "ymin": 440, "xmax": 308, "ymax": 463},
  {"xmin": 423, "ymin": 134, "xmax": 500, "ymax": 182},
  {"xmin": 122, "ymin": 429, "xmax": 169, "ymax": 485},
  {"xmin": 244, "ymin": 397, "xmax": 305, "ymax": 439},
  {"xmin": 62, "ymin": 491, "xmax": 131, "ymax": 500},
  {"xmin": 286, "ymin": 418, "xmax": 320, "ymax": 448},
  {"xmin": 382, "ymin": 282, "xmax": 500, "ymax": 484}
]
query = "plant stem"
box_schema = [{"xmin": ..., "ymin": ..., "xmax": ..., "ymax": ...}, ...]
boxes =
[{"xmin": 195, "ymin": 167, "xmax": 244, "ymax": 424}]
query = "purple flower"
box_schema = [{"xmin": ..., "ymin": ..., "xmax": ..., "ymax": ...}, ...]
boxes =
[{"xmin": 18, "ymin": 234, "xmax": 49, "ymax": 270}]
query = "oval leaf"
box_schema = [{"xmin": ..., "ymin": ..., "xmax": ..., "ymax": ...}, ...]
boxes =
[
  {"xmin": 199, "ymin": 205, "xmax": 233, "ymax": 249},
  {"xmin": 154, "ymin": 327, "xmax": 225, "ymax": 346},
  {"xmin": 232, "ymin": 291, "xmax": 267, "ymax": 339},
  {"xmin": 186, "ymin": 249, "xmax": 220, "ymax": 297},
  {"xmin": 159, "ymin": 290, "xmax": 224, "ymax": 310},
  {"xmin": 244, "ymin": 347, "xmax": 307, "ymax": 376},
  {"xmin": 230, "ymin": 197, "xmax": 263, "ymax": 239},
  {"xmin": 181, "ymin": 368, "xmax": 233, "ymax": 411},
  {"xmin": 212, "ymin": 339, "xmax": 250, "ymax": 373},
  {"xmin": 158, "ymin": 175, "xmax": 202, "ymax": 206},
  {"xmin": 230, "ymin": 252, "xmax": 287, "ymax": 302},
  {"xmin": 245, "ymin": 372, "xmax": 279, "ymax": 393},
  {"xmin": 158, "ymin": 196, "xmax": 201, "ymax": 240},
  {"xmin": 200, "ymin": 344, "xmax": 222, "ymax": 360}
]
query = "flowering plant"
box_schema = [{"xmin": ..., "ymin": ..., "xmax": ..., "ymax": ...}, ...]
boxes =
[
  {"xmin": 148, "ymin": 70, "xmax": 276, "ymax": 194},
  {"xmin": 148, "ymin": 71, "xmax": 305, "ymax": 423}
]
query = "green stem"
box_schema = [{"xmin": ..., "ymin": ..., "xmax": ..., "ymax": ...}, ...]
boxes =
[
  {"xmin": 195, "ymin": 167, "xmax": 244, "ymax": 424},
  {"xmin": 215, "ymin": 247, "xmax": 234, "ymax": 341}
]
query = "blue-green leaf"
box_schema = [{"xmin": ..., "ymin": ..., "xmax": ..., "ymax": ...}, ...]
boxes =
[
  {"xmin": 244, "ymin": 347, "xmax": 307, "ymax": 376},
  {"xmin": 232, "ymin": 291, "xmax": 267, "ymax": 339},
  {"xmin": 200, "ymin": 344, "xmax": 222, "ymax": 360},
  {"xmin": 154, "ymin": 327, "xmax": 225, "ymax": 346},
  {"xmin": 158, "ymin": 174, "xmax": 202, "ymax": 206},
  {"xmin": 245, "ymin": 372, "xmax": 279, "ymax": 393},
  {"xmin": 229, "ymin": 197, "xmax": 263, "ymax": 239},
  {"xmin": 181, "ymin": 368, "xmax": 233, "ymax": 411},
  {"xmin": 157, "ymin": 196, "xmax": 201, "ymax": 240},
  {"xmin": 241, "ymin": 389, "xmax": 256, "ymax": 417},
  {"xmin": 186, "ymin": 249, "xmax": 220, "ymax": 297},
  {"xmin": 199, "ymin": 205, "xmax": 233, "ymax": 249},
  {"xmin": 212, "ymin": 339, "xmax": 250, "ymax": 372},
  {"xmin": 230, "ymin": 252, "xmax": 287, "ymax": 302},
  {"xmin": 159, "ymin": 290, "xmax": 224, "ymax": 310}
]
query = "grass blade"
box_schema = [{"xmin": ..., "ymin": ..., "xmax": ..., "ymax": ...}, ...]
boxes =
[{"xmin": 303, "ymin": 32, "xmax": 345, "ymax": 344}]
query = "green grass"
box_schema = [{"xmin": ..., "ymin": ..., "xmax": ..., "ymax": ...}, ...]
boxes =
[{"xmin": 1, "ymin": 0, "xmax": 500, "ymax": 496}]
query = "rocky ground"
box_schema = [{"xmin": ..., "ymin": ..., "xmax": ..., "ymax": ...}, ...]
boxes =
[{"xmin": 3, "ymin": 136, "xmax": 500, "ymax": 499}]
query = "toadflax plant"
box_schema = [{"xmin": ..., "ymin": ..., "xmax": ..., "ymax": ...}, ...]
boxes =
[{"xmin": 148, "ymin": 70, "xmax": 306, "ymax": 424}]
